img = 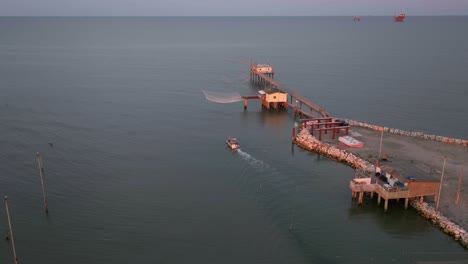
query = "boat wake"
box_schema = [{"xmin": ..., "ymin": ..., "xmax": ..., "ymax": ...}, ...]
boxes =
[
  {"xmin": 232, "ymin": 149, "xmax": 299, "ymax": 237},
  {"xmin": 236, "ymin": 149, "xmax": 266, "ymax": 167}
]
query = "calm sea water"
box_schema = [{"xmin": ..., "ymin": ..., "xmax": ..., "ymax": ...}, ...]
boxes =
[{"xmin": 0, "ymin": 17, "xmax": 467, "ymax": 263}]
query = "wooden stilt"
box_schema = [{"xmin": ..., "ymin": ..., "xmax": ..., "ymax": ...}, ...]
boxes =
[
  {"xmin": 384, "ymin": 199, "xmax": 388, "ymax": 212},
  {"xmin": 420, "ymin": 196, "xmax": 423, "ymax": 203},
  {"xmin": 378, "ymin": 194, "xmax": 381, "ymax": 205},
  {"xmin": 358, "ymin": 191, "xmax": 364, "ymax": 205},
  {"xmin": 404, "ymin": 198, "xmax": 409, "ymax": 209}
]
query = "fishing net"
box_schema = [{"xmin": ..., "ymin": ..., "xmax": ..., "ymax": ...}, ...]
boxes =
[{"xmin": 202, "ymin": 90, "xmax": 243, "ymax": 103}]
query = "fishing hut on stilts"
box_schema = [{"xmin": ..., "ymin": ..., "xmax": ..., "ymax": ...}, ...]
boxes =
[{"xmin": 244, "ymin": 62, "xmax": 329, "ymax": 118}]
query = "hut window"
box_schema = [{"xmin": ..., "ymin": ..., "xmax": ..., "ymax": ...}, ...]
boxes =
[{"xmin": 273, "ymin": 96, "xmax": 277, "ymax": 99}]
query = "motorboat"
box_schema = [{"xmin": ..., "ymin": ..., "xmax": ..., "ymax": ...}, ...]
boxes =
[{"xmin": 226, "ymin": 137, "xmax": 240, "ymax": 150}]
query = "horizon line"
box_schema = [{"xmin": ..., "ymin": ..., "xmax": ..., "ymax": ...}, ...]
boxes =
[{"xmin": 1, "ymin": 15, "xmax": 468, "ymax": 17}]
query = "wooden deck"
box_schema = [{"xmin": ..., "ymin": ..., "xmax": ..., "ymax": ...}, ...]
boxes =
[{"xmin": 349, "ymin": 179, "xmax": 440, "ymax": 211}]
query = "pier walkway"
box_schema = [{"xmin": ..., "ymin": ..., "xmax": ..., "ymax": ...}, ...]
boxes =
[{"xmin": 249, "ymin": 64, "xmax": 330, "ymax": 118}]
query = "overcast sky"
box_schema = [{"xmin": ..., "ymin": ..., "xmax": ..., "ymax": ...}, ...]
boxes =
[{"xmin": 2, "ymin": 0, "xmax": 468, "ymax": 16}]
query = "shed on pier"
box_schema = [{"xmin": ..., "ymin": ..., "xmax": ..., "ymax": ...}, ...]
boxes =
[{"xmin": 259, "ymin": 88, "xmax": 288, "ymax": 110}]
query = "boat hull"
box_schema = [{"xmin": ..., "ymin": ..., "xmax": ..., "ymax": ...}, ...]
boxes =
[
  {"xmin": 226, "ymin": 138, "xmax": 240, "ymax": 150},
  {"xmin": 394, "ymin": 14, "xmax": 406, "ymax": 22}
]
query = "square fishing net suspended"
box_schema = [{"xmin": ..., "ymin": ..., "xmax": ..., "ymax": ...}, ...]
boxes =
[{"xmin": 202, "ymin": 90, "xmax": 243, "ymax": 103}]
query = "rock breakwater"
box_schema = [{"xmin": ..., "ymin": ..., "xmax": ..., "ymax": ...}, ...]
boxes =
[
  {"xmin": 294, "ymin": 128, "xmax": 374, "ymax": 172},
  {"xmin": 411, "ymin": 199, "xmax": 468, "ymax": 249},
  {"xmin": 342, "ymin": 119, "xmax": 468, "ymax": 147}
]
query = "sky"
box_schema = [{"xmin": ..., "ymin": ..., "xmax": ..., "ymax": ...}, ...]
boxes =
[{"xmin": 2, "ymin": 0, "xmax": 468, "ymax": 16}]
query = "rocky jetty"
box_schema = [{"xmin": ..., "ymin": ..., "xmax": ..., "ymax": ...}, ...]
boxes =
[
  {"xmin": 343, "ymin": 119, "xmax": 468, "ymax": 147},
  {"xmin": 294, "ymin": 128, "xmax": 374, "ymax": 172},
  {"xmin": 411, "ymin": 199, "xmax": 468, "ymax": 249}
]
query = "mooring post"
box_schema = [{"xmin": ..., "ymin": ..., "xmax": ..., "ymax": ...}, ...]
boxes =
[
  {"xmin": 37, "ymin": 152, "xmax": 49, "ymax": 213},
  {"xmin": 5, "ymin": 196, "xmax": 18, "ymax": 264}
]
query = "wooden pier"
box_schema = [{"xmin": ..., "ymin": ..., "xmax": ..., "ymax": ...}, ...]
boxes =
[{"xmin": 248, "ymin": 63, "xmax": 330, "ymax": 118}]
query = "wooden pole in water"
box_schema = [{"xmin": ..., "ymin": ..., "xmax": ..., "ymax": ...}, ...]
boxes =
[
  {"xmin": 289, "ymin": 186, "xmax": 298, "ymax": 231},
  {"xmin": 455, "ymin": 167, "xmax": 463, "ymax": 205},
  {"xmin": 37, "ymin": 152, "xmax": 49, "ymax": 213},
  {"xmin": 5, "ymin": 196, "xmax": 18, "ymax": 264},
  {"xmin": 435, "ymin": 156, "xmax": 447, "ymax": 212}
]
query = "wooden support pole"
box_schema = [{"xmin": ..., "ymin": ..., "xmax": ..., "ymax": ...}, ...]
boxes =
[
  {"xmin": 243, "ymin": 99, "xmax": 247, "ymax": 110},
  {"xmin": 291, "ymin": 127, "xmax": 296, "ymax": 141},
  {"xmin": 435, "ymin": 156, "xmax": 447, "ymax": 212},
  {"xmin": 5, "ymin": 196, "xmax": 19, "ymax": 264},
  {"xmin": 289, "ymin": 186, "xmax": 298, "ymax": 231},
  {"xmin": 420, "ymin": 196, "xmax": 423, "ymax": 203},
  {"xmin": 378, "ymin": 129, "xmax": 384, "ymax": 160},
  {"xmin": 384, "ymin": 199, "xmax": 388, "ymax": 212},
  {"xmin": 455, "ymin": 167, "xmax": 463, "ymax": 205},
  {"xmin": 404, "ymin": 198, "xmax": 409, "ymax": 209},
  {"xmin": 37, "ymin": 152, "xmax": 49, "ymax": 213},
  {"xmin": 370, "ymin": 191, "xmax": 374, "ymax": 199},
  {"xmin": 358, "ymin": 191, "xmax": 364, "ymax": 205},
  {"xmin": 378, "ymin": 194, "xmax": 381, "ymax": 205}
]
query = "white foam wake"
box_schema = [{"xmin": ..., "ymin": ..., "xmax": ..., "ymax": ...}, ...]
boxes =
[{"xmin": 237, "ymin": 149, "xmax": 267, "ymax": 167}]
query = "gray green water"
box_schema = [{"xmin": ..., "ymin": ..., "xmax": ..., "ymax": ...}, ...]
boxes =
[{"xmin": 0, "ymin": 17, "xmax": 467, "ymax": 263}]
